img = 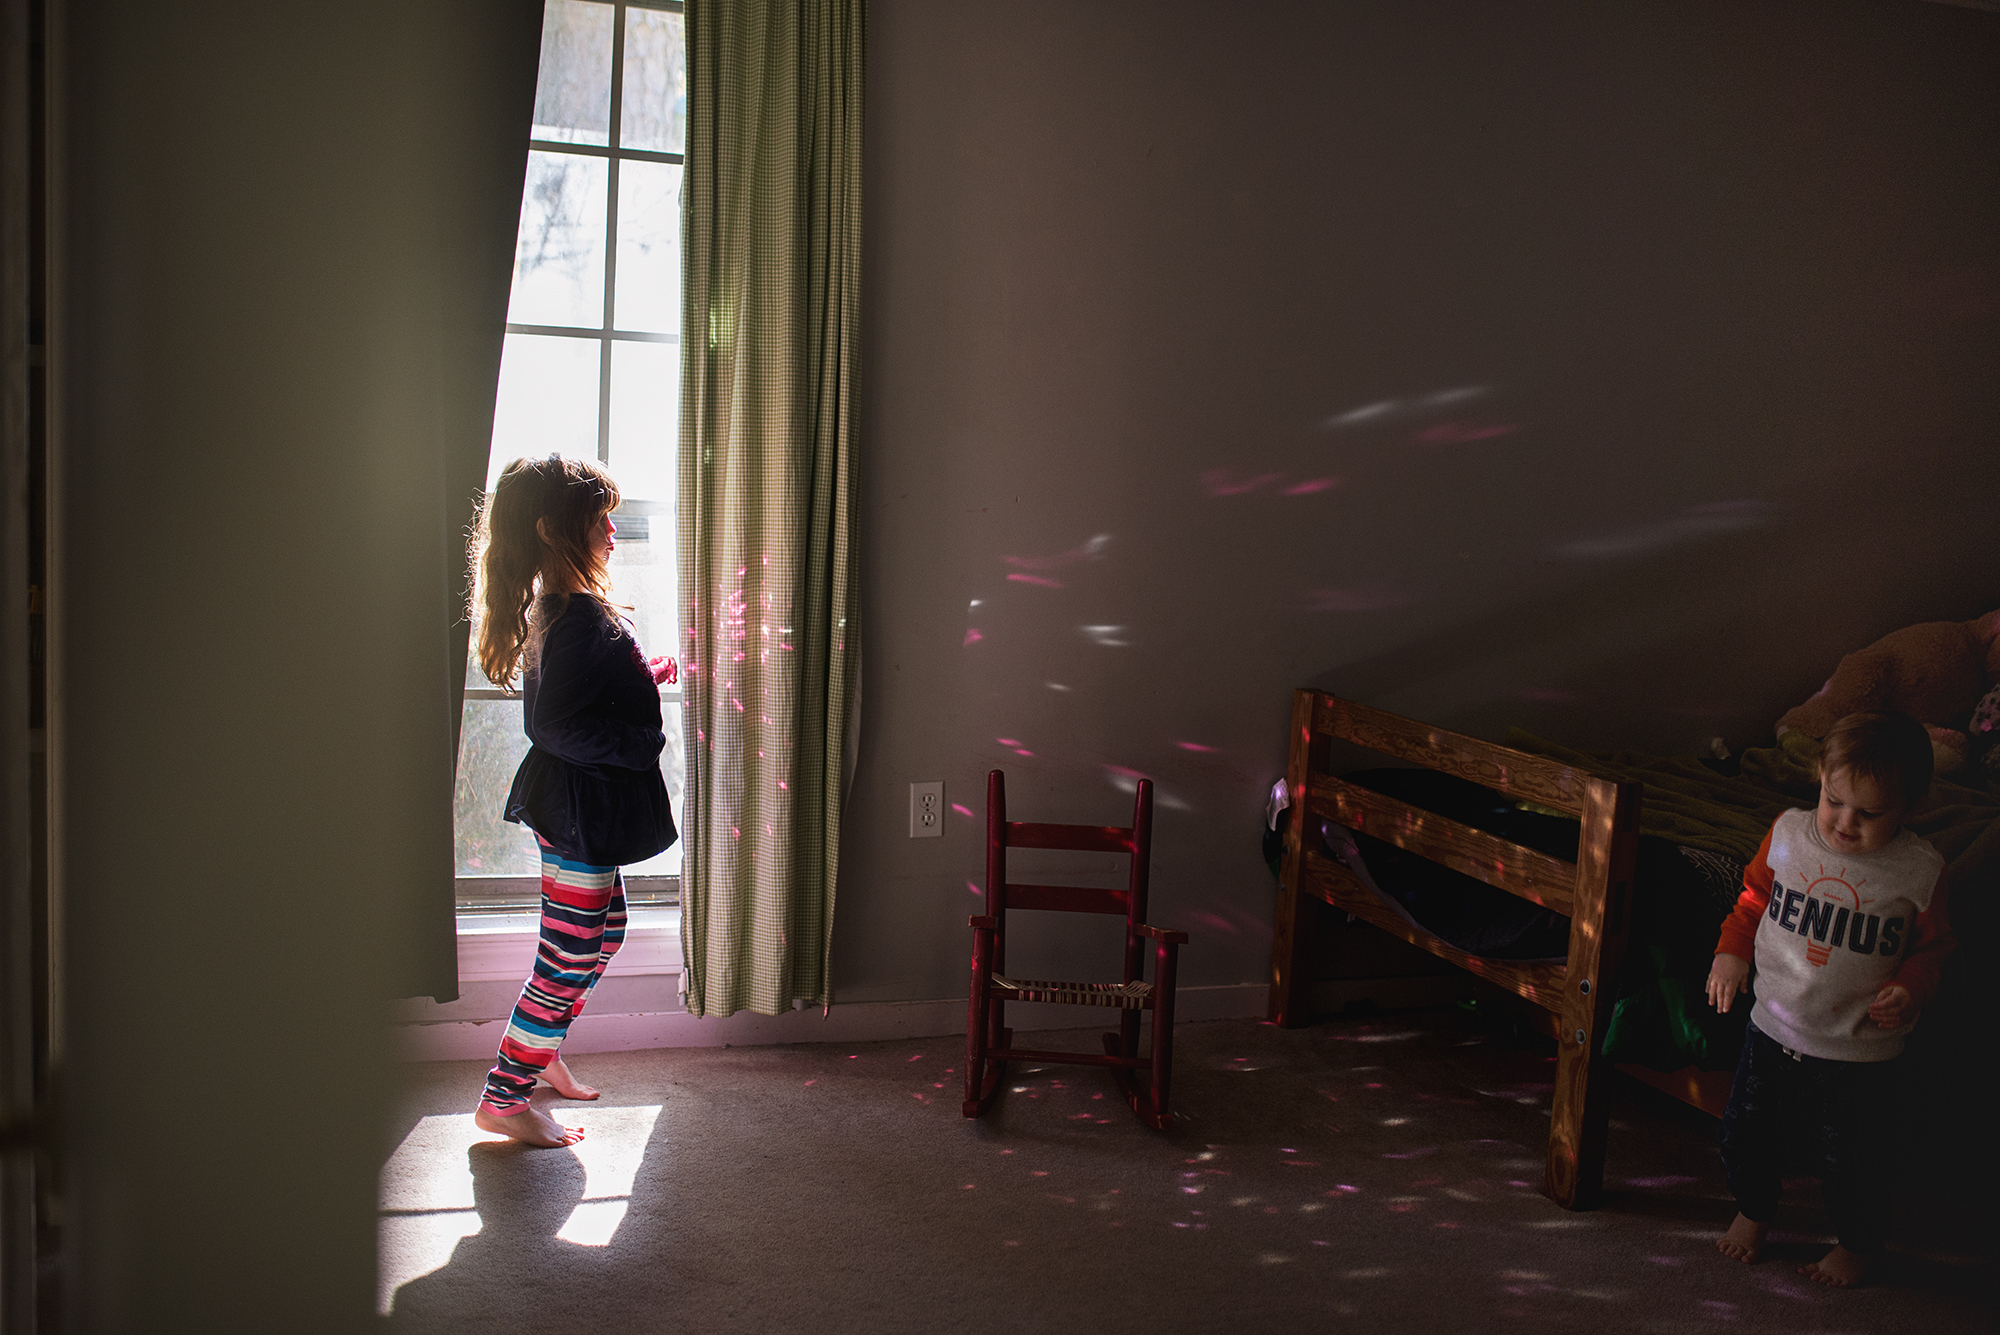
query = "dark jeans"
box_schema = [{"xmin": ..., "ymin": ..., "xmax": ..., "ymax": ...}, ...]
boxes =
[{"xmin": 1720, "ymin": 1019, "xmax": 1900, "ymax": 1255}]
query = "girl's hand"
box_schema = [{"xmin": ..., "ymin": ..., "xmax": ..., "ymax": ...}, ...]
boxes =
[
  {"xmin": 648, "ymin": 655, "xmax": 678, "ymax": 686},
  {"xmin": 1706, "ymin": 953, "xmax": 1751, "ymax": 1013},
  {"xmin": 1868, "ymin": 984, "xmax": 1914, "ymax": 1030}
]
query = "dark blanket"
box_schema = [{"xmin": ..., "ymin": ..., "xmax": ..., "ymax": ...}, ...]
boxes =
[{"xmin": 1320, "ymin": 768, "xmax": 1751, "ymax": 1071}]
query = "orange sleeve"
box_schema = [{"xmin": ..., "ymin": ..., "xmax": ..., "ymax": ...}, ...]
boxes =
[
  {"xmin": 1714, "ymin": 824, "xmax": 1777, "ymax": 962},
  {"xmin": 1891, "ymin": 869, "xmax": 1954, "ymax": 1013}
]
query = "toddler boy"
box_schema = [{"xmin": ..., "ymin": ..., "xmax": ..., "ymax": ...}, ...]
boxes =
[{"xmin": 1706, "ymin": 711, "xmax": 1954, "ymax": 1288}]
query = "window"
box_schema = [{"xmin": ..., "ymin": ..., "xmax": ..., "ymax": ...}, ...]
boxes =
[{"xmin": 455, "ymin": 0, "xmax": 688, "ymax": 911}]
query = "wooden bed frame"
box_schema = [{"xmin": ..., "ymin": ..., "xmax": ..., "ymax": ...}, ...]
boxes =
[{"xmin": 1268, "ymin": 688, "xmax": 1729, "ymax": 1211}]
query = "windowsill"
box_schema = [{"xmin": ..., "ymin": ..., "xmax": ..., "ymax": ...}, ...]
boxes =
[{"xmin": 454, "ymin": 906, "xmax": 681, "ymax": 980}]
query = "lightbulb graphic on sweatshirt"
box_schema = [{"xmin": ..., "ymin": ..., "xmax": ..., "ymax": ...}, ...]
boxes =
[{"xmin": 1803, "ymin": 869, "xmax": 1869, "ymax": 967}]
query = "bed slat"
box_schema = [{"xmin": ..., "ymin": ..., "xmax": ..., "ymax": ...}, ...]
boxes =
[
  {"xmin": 1312, "ymin": 695, "xmax": 1591, "ymax": 816},
  {"xmin": 1308, "ymin": 775, "xmax": 1578, "ymax": 917},
  {"xmin": 1616, "ymin": 1063, "xmax": 1732, "ymax": 1119},
  {"xmin": 1299, "ymin": 851, "xmax": 1568, "ymax": 1012}
]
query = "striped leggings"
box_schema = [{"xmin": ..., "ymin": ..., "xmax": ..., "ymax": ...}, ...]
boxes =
[{"xmin": 480, "ymin": 836, "xmax": 627, "ymax": 1115}]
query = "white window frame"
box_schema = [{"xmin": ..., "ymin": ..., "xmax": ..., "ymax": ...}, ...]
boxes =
[{"xmin": 457, "ymin": 0, "xmax": 687, "ymax": 917}]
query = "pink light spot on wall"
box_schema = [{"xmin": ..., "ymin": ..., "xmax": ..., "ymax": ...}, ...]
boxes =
[
  {"xmin": 964, "ymin": 628, "xmax": 983, "ymax": 646},
  {"xmin": 998, "ymin": 738, "xmax": 1021, "ymax": 747},
  {"xmin": 1284, "ymin": 477, "xmax": 1340, "ymax": 496},
  {"xmin": 1004, "ymin": 535, "xmax": 1110, "ymax": 571},
  {"xmin": 1013, "ymin": 749, "xmax": 1035, "ymax": 757},
  {"xmin": 1103, "ymin": 764, "xmax": 1147, "ymax": 779},
  {"xmin": 952, "ymin": 803, "xmax": 974, "ymax": 817},
  {"xmin": 1415, "ymin": 421, "xmax": 1519, "ymax": 444},
  {"xmin": 967, "ymin": 881, "xmax": 982, "ymax": 896},
  {"xmin": 1200, "ymin": 469, "xmax": 1283, "ymax": 497},
  {"xmin": 1006, "ymin": 573, "xmax": 1064, "ymax": 588},
  {"xmin": 1191, "ymin": 911, "xmax": 1238, "ymax": 935},
  {"xmin": 1175, "ymin": 741, "xmax": 1219, "ymax": 753}
]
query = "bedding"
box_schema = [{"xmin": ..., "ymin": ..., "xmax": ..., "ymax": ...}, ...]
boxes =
[{"xmin": 1316, "ymin": 767, "xmax": 1750, "ymax": 1072}]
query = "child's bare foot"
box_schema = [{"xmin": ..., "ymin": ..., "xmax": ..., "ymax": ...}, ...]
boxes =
[
  {"xmin": 1800, "ymin": 1245, "xmax": 1870, "ymax": 1289},
  {"xmin": 1716, "ymin": 1213, "xmax": 1767, "ymax": 1263},
  {"xmin": 540, "ymin": 1057, "xmax": 600, "ymax": 1101},
  {"xmin": 473, "ymin": 1103, "xmax": 584, "ymax": 1148}
]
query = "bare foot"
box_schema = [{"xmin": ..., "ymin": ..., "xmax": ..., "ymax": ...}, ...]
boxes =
[
  {"xmin": 473, "ymin": 1102, "xmax": 584, "ymax": 1148},
  {"xmin": 1716, "ymin": 1213, "xmax": 1767, "ymax": 1263},
  {"xmin": 540, "ymin": 1056, "xmax": 600, "ymax": 1101},
  {"xmin": 1800, "ymin": 1245, "xmax": 1870, "ymax": 1289}
]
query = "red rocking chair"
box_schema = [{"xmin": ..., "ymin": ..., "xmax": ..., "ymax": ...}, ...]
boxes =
[{"xmin": 963, "ymin": 769, "xmax": 1188, "ymax": 1130}]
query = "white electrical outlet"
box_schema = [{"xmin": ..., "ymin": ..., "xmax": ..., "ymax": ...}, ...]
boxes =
[{"xmin": 909, "ymin": 781, "xmax": 944, "ymax": 838}]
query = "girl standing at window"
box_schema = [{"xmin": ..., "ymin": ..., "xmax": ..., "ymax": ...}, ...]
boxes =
[{"xmin": 467, "ymin": 455, "xmax": 678, "ymax": 1146}]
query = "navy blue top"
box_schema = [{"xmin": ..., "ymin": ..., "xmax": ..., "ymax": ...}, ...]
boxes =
[{"xmin": 503, "ymin": 593, "xmax": 678, "ymax": 868}]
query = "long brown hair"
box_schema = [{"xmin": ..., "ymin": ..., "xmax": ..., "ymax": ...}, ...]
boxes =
[{"xmin": 469, "ymin": 455, "xmax": 621, "ymax": 688}]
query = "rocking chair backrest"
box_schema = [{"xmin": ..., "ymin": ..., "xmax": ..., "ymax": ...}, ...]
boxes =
[{"xmin": 984, "ymin": 769, "xmax": 1154, "ymax": 984}]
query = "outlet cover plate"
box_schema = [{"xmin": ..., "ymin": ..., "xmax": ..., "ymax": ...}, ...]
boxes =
[{"xmin": 910, "ymin": 781, "xmax": 944, "ymax": 838}]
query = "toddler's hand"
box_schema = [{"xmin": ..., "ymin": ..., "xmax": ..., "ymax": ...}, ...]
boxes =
[
  {"xmin": 648, "ymin": 655, "xmax": 678, "ymax": 686},
  {"xmin": 1706, "ymin": 953, "xmax": 1751, "ymax": 1013},
  {"xmin": 1868, "ymin": 984, "xmax": 1914, "ymax": 1030}
]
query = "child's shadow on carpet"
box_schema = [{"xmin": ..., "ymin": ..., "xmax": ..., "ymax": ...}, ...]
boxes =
[{"xmin": 384, "ymin": 1140, "xmax": 614, "ymax": 1329}]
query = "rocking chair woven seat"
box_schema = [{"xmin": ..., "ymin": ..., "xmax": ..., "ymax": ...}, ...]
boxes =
[
  {"xmin": 989, "ymin": 976, "xmax": 1154, "ymax": 1008},
  {"xmin": 963, "ymin": 770, "xmax": 1188, "ymax": 1130}
]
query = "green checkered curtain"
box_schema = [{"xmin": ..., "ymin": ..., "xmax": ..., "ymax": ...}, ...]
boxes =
[{"xmin": 678, "ymin": 0, "xmax": 862, "ymax": 1017}]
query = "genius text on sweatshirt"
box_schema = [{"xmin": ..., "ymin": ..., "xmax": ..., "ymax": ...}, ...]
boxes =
[{"xmin": 1715, "ymin": 808, "xmax": 1952, "ymax": 1062}]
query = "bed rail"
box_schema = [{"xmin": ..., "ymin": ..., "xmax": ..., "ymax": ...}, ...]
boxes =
[
  {"xmin": 1270, "ymin": 688, "xmax": 1641, "ymax": 1210},
  {"xmin": 1311, "ymin": 694, "xmax": 1596, "ymax": 815}
]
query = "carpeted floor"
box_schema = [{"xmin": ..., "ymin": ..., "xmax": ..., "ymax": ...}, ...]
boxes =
[{"xmin": 379, "ymin": 1007, "xmax": 1993, "ymax": 1334}]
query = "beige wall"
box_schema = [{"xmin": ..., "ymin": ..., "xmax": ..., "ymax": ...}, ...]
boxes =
[{"xmin": 837, "ymin": 0, "xmax": 2000, "ymax": 1003}]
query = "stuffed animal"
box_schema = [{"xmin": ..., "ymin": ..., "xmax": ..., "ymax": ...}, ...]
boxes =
[{"xmin": 1776, "ymin": 610, "xmax": 2000, "ymax": 774}]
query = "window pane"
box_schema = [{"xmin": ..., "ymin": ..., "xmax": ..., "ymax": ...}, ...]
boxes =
[
  {"xmin": 621, "ymin": 6, "xmax": 687, "ymax": 154},
  {"xmin": 613, "ymin": 161, "xmax": 683, "ymax": 335},
  {"xmin": 606, "ymin": 340, "xmax": 680, "ymax": 819},
  {"xmin": 608, "ymin": 340, "xmax": 678, "ymax": 504},
  {"xmin": 488, "ymin": 333, "xmax": 601, "ymax": 485},
  {"xmin": 509, "ymin": 151, "xmax": 610, "ymax": 329},
  {"xmin": 455, "ymin": 698, "xmax": 541, "ymax": 877},
  {"xmin": 532, "ymin": 0, "xmax": 615, "ymax": 146},
  {"xmin": 606, "ymin": 510, "xmax": 675, "ymax": 648}
]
